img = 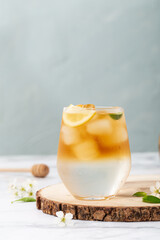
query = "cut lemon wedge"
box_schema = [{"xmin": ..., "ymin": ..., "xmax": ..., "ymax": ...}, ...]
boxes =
[{"xmin": 63, "ymin": 105, "xmax": 96, "ymax": 127}]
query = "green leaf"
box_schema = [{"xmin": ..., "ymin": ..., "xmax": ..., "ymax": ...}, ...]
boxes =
[
  {"xmin": 109, "ymin": 113, "xmax": 123, "ymax": 120},
  {"xmin": 142, "ymin": 195, "xmax": 160, "ymax": 203},
  {"xmin": 133, "ymin": 192, "xmax": 147, "ymax": 197},
  {"xmin": 11, "ymin": 197, "xmax": 36, "ymax": 204}
]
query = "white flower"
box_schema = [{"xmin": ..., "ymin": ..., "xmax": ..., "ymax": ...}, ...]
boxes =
[
  {"xmin": 150, "ymin": 182, "xmax": 160, "ymax": 198},
  {"xmin": 27, "ymin": 188, "xmax": 35, "ymax": 198},
  {"xmin": 8, "ymin": 178, "xmax": 37, "ymax": 200},
  {"xmin": 25, "ymin": 179, "xmax": 37, "ymax": 192},
  {"xmin": 17, "ymin": 184, "xmax": 28, "ymax": 198},
  {"xmin": 55, "ymin": 211, "xmax": 73, "ymax": 227},
  {"xmin": 8, "ymin": 178, "xmax": 18, "ymax": 192},
  {"xmin": 12, "ymin": 189, "xmax": 20, "ymax": 199}
]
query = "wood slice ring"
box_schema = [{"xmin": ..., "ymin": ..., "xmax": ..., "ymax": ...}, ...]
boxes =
[{"xmin": 36, "ymin": 175, "xmax": 160, "ymax": 222}]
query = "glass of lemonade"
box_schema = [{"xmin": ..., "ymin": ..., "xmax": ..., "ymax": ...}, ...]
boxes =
[{"xmin": 57, "ymin": 104, "xmax": 131, "ymax": 200}]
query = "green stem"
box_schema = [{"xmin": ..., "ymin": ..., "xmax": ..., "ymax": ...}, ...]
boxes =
[{"xmin": 11, "ymin": 197, "xmax": 36, "ymax": 204}]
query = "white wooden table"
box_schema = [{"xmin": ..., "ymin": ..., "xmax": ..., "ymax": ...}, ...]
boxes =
[{"xmin": 0, "ymin": 153, "xmax": 160, "ymax": 240}]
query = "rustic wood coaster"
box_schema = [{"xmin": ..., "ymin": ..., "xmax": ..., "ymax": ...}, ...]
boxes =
[{"xmin": 36, "ymin": 175, "xmax": 160, "ymax": 222}]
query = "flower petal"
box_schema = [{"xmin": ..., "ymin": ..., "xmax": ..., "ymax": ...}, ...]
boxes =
[
  {"xmin": 156, "ymin": 182, "xmax": 160, "ymax": 189},
  {"xmin": 56, "ymin": 211, "xmax": 64, "ymax": 218},
  {"xmin": 58, "ymin": 221, "xmax": 66, "ymax": 227},
  {"xmin": 65, "ymin": 213, "xmax": 73, "ymax": 220},
  {"xmin": 152, "ymin": 192, "xmax": 156, "ymax": 197},
  {"xmin": 150, "ymin": 186, "xmax": 155, "ymax": 193}
]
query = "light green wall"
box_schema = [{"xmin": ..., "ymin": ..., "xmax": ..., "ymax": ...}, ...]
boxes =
[{"xmin": 0, "ymin": 0, "xmax": 160, "ymax": 154}]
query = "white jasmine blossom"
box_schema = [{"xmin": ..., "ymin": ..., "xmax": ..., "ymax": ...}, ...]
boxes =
[
  {"xmin": 27, "ymin": 188, "xmax": 35, "ymax": 198},
  {"xmin": 150, "ymin": 182, "xmax": 160, "ymax": 198},
  {"xmin": 8, "ymin": 178, "xmax": 18, "ymax": 192},
  {"xmin": 17, "ymin": 185, "xmax": 28, "ymax": 198},
  {"xmin": 25, "ymin": 179, "xmax": 37, "ymax": 192},
  {"xmin": 26, "ymin": 179, "xmax": 37, "ymax": 188},
  {"xmin": 55, "ymin": 211, "xmax": 73, "ymax": 227},
  {"xmin": 18, "ymin": 184, "xmax": 26, "ymax": 195},
  {"xmin": 8, "ymin": 178, "xmax": 37, "ymax": 200},
  {"xmin": 13, "ymin": 189, "xmax": 20, "ymax": 199}
]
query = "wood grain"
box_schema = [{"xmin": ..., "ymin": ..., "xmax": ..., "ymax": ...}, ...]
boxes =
[{"xmin": 36, "ymin": 175, "xmax": 160, "ymax": 222}]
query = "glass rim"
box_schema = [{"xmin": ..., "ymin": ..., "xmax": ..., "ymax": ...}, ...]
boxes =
[{"xmin": 63, "ymin": 106, "xmax": 124, "ymax": 113}]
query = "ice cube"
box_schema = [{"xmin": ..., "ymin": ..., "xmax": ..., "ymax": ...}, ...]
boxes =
[
  {"xmin": 61, "ymin": 126, "xmax": 81, "ymax": 145},
  {"xmin": 73, "ymin": 139, "xmax": 100, "ymax": 160},
  {"xmin": 99, "ymin": 126, "xmax": 128, "ymax": 147},
  {"xmin": 86, "ymin": 118, "xmax": 112, "ymax": 135}
]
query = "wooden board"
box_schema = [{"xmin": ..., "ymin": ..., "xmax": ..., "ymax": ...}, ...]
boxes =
[{"xmin": 36, "ymin": 175, "xmax": 160, "ymax": 222}]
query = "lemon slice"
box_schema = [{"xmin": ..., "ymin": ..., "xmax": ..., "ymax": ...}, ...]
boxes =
[{"xmin": 63, "ymin": 105, "xmax": 96, "ymax": 127}]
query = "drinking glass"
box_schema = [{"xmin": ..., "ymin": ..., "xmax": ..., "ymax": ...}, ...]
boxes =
[{"xmin": 57, "ymin": 106, "xmax": 131, "ymax": 200}]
